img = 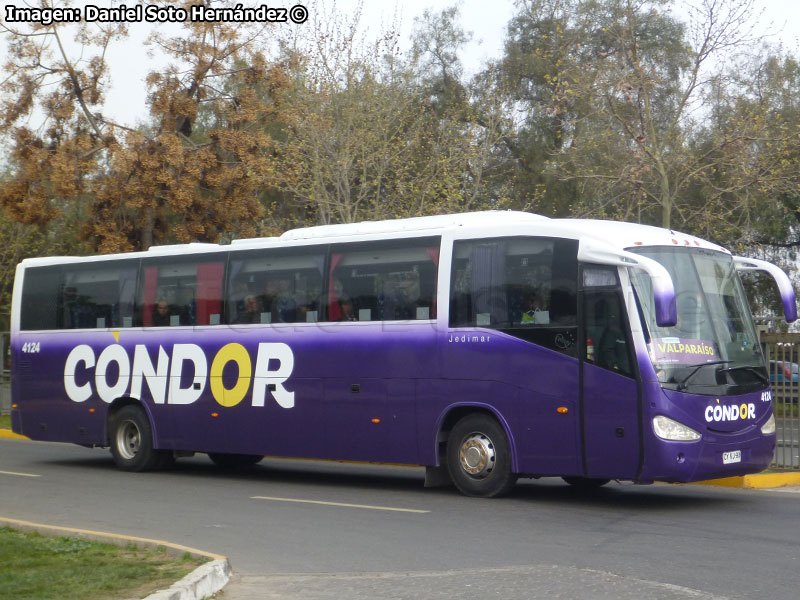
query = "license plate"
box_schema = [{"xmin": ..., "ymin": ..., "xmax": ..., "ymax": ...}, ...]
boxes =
[{"xmin": 723, "ymin": 450, "xmax": 741, "ymax": 465}]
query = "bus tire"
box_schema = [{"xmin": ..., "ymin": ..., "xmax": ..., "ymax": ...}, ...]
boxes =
[
  {"xmin": 446, "ymin": 414, "xmax": 517, "ymax": 498},
  {"xmin": 208, "ymin": 453, "xmax": 264, "ymax": 469},
  {"xmin": 562, "ymin": 476, "xmax": 610, "ymax": 489},
  {"xmin": 109, "ymin": 405, "xmax": 163, "ymax": 472}
]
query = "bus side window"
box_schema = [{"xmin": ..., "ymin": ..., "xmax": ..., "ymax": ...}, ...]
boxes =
[
  {"xmin": 326, "ymin": 238, "xmax": 439, "ymax": 322},
  {"xmin": 449, "ymin": 237, "xmax": 578, "ymax": 355},
  {"xmin": 59, "ymin": 263, "xmax": 137, "ymax": 329},
  {"xmin": 583, "ymin": 273, "xmax": 634, "ymax": 378},
  {"xmin": 226, "ymin": 248, "xmax": 325, "ymax": 325},
  {"xmin": 449, "ymin": 238, "xmax": 578, "ymax": 327},
  {"xmin": 139, "ymin": 257, "xmax": 224, "ymax": 327},
  {"xmin": 20, "ymin": 266, "xmax": 61, "ymax": 331}
]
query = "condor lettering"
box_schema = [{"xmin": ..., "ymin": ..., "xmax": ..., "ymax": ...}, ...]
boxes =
[
  {"xmin": 63, "ymin": 343, "xmax": 294, "ymax": 408},
  {"xmin": 704, "ymin": 402, "xmax": 756, "ymax": 423}
]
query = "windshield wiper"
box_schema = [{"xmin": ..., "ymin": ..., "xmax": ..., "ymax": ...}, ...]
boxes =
[
  {"xmin": 717, "ymin": 365, "xmax": 769, "ymax": 385},
  {"xmin": 676, "ymin": 360, "xmax": 733, "ymax": 392}
]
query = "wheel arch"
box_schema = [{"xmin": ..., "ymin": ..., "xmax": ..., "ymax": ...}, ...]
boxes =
[
  {"xmin": 433, "ymin": 404, "xmax": 518, "ymax": 472},
  {"xmin": 107, "ymin": 397, "xmax": 156, "ymax": 446}
]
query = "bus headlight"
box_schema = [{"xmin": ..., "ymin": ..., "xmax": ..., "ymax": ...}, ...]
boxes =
[
  {"xmin": 653, "ymin": 415, "xmax": 701, "ymax": 441},
  {"xmin": 761, "ymin": 413, "xmax": 776, "ymax": 435}
]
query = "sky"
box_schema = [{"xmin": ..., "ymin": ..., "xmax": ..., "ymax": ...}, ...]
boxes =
[{"xmin": 1, "ymin": 0, "xmax": 799, "ymax": 128}]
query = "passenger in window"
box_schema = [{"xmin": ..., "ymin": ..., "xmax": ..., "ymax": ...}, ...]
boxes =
[
  {"xmin": 272, "ymin": 280, "xmax": 297, "ymax": 322},
  {"xmin": 338, "ymin": 296, "xmax": 358, "ymax": 321},
  {"xmin": 235, "ymin": 294, "xmax": 261, "ymax": 324},
  {"xmin": 520, "ymin": 293, "xmax": 544, "ymax": 324},
  {"xmin": 298, "ymin": 299, "xmax": 317, "ymax": 322},
  {"xmin": 152, "ymin": 299, "xmax": 171, "ymax": 326},
  {"xmin": 379, "ymin": 279, "xmax": 414, "ymax": 320},
  {"xmin": 331, "ymin": 277, "xmax": 345, "ymax": 298},
  {"xmin": 329, "ymin": 277, "xmax": 356, "ymax": 321},
  {"xmin": 231, "ymin": 281, "xmax": 250, "ymax": 315},
  {"xmin": 63, "ymin": 286, "xmax": 82, "ymax": 328},
  {"xmin": 260, "ymin": 280, "xmax": 278, "ymax": 317},
  {"xmin": 400, "ymin": 273, "xmax": 428, "ymax": 319},
  {"xmin": 178, "ymin": 288, "xmax": 196, "ymax": 325},
  {"xmin": 328, "ymin": 277, "xmax": 349, "ymax": 321}
]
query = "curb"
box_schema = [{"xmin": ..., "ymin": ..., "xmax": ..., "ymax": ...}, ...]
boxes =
[
  {"xmin": 0, "ymin": 517, "xmax": 231, "ymax": 600},
  {"xmin": 0, "ymin": 429, "xmax": 27, "ymax": 440},
  {"xmin": 143, "ymin": 560, "xmax": 230, "ymax": 600},
  {"xmin": 694, "ymin": 472, "xmax": 800, "ymax": 489}
]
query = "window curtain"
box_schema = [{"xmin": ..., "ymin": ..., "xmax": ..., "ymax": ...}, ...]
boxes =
[
  {"xmin": 426, "ymin": 247, "xmax": 440, "ymax": 318},
  {"xmin": 142, "ymin": 266, "xmax": 159, "ymax": 326},
  {"xmin": 197, "ymin": 262, "xmax": 224, "ymax": 325},
  {"xmin": 117, "ymin": 266, "xmax": 138, "ymax": 326},
  {"xmin": 470, "ymin": 242, "xmax": 507, "ymax": 325},
  {"xmin": 328, "ymin": 253, "xmax": 344, "ymax": 321},
  {"xmin": 61, "ymin": 271, "xmax": 80, "ymax": 329},
  {"xmin": 226, "ymin": 258, "xmax": 247, "ymax": 323}
]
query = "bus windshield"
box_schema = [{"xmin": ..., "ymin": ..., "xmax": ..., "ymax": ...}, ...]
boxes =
[{"xmin": 628, "ymin": 247, "xmax": 766, "ymax": 394}]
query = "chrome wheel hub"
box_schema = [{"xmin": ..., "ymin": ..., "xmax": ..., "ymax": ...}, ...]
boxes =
[
  {"xmin": 117, "ymin": 420, "xmax": 141, "ymax": 460},
  {"xmin": 459, "ymin": 433, "xmax": 495, "ymax": 478}
]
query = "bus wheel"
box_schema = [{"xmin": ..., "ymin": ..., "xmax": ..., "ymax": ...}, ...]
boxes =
[
  {"xmin": 109, "ymin": 405, "xmax": 162, "ymax": 472},
  {"xmin": 208, "ymin": 453, "xmax": 264, "ymax": 469},
  {"xmin": 562, "ymin": 476, "xmax": 610, "ymax": 489},
  {"xmin": 446, "ymin": 414, "xmax": 517, "ymax": 498}
]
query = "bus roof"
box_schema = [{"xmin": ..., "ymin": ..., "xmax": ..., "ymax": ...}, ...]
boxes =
[
  {"xmin": 276, "ymin": 211, "xmax": 549, "ymax": 240},
  {"xmin": 236, "ymin": 210, "xmax": 726, "ymax": 252},
  {"xmin": 17, "ymin": 210, "xmax": 729, "ymax": 267},
  {"xmin": 554, "ymin": 218, "xmax": 729, "ymax": 255}
]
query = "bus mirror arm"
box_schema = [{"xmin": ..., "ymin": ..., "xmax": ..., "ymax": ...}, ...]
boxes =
[
  {"xmin": 733, "ymin": 256, "xmax": 798, "ymax": 323},
  {"xmin": 578, "ymin": 241, "xmax": 677, "ymax": 327}
]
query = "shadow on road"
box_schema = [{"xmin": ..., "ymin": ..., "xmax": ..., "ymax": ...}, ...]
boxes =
[{"xmin": 35, "ymin": 448, "xmax": 748, "ymax": 511}]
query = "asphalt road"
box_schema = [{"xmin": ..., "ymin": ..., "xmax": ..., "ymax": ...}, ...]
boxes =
[{"xmin": 1, "ymin": 437, "xmax": 799, "ymax": 600}]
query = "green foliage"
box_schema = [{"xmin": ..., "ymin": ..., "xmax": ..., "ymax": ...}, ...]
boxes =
[
  {"xmin": 275, "ymin": 3, "xmax": 499, "ymax": 226},
  {"xmin": 0, "ymin": 527, "xmax": 203, "ymax": 600},
  {"xmin": 0, "ymin": 202, "xmax": 87, "ymax": 315}
]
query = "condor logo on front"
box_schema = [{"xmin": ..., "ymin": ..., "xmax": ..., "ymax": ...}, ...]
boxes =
[{"xmin": 704, "ymin": 399, "xmax": 756, "ymax": 423}]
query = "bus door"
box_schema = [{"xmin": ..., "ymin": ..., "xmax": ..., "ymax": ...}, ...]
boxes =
[
  {"xmin": 580, "ymin": 266, "xmax": 641, "ymax": 480},
  {"xmin": 446, "ymin": 236, "xmax": 583, "ymax": 476}
]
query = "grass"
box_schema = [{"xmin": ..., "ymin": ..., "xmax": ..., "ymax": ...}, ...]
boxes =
[
  {"xmin": 0, "ymin": 414, "xmax": 10, "ymax": 429},
  {"xmin": 0, "ymin": 527, "xmax": 206, "ymax": 600}
]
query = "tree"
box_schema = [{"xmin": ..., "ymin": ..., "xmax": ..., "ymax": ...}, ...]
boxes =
[
  {"xmin": 88, "ymin": 10, "xmax": 293, "ymax": 251},
  {"xmin": 691, "ymin": 51, "xmax": 800, "ymax": 249},
  {"xmin": 0, "ymin": 0, "xmax": 123, "ymax": 232},
  {"xmin": 495, "ymin": 0, "xmax": 767, "ymax": 230},
  {"xmin": 410, "ymin": 5, "xmax": 472, "ymax": 116},
  {"xmin": 0, "ymin": 0, "xmax": 290, "ymax": 252},
  {"xmin": 276, "ymin": 3, "xmax": 499, "ymax": 225}
]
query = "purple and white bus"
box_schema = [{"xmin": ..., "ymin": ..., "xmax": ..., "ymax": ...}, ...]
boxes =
[{"xmin": 9, "ymin": 211, "xmax": 797, "ymax": 496}]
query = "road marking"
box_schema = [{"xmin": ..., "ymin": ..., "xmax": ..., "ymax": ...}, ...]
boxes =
[
  {"xmin": 251, "ymin": 496, "xmax": 429, "ymax": 513},
  {"xmin": 0, "ymin": 470, "xmax": 41, "ymax": 478}
]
